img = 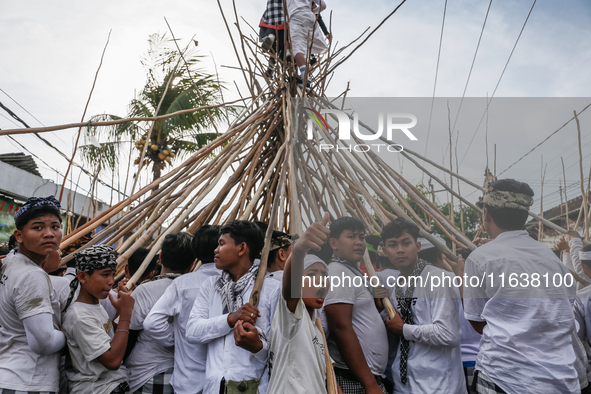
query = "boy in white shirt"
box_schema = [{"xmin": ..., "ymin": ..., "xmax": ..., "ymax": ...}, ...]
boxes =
[
  {"xmin": 268, "ymin": 213, "xmax": 337, "ymax": 393},
  {"xmin": 463, "ymin": 179, "xmax": 578, "ymax": 393},
  {"xmin": 125, "ymin": 232, "xmax": 194, "ymax": 393},
  {"xmin": 63, "ymin": 245, "xmax": 135, "ymax": 394},
  {"xmin": 382, "ymin": 218, "xmax": 466, "ymax": 394},
  {"xmin": 185, "ymin": 221, "xmax": 281, "ymax": 394},
  {"xmin": 323, "ymin": 216, "xmax": 389, "ymax": 394},
  {"xmin": 0, "ymin": 196, "xmax": 66, "ymax": 394},
  {"xmin": 143, "ymin": 225, "xmax": 221, "ymax": 394}
]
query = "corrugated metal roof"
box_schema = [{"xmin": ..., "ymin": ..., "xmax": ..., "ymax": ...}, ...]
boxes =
[{"xmin": 0, "ymin": 152, "xmax": 41, "ymax": 177}]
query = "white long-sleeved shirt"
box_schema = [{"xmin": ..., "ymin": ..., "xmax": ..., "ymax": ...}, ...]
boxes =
[
  {"xmin": 564, "ymin": 237, "xmax": 591, "ymax": 291},
  {"xmin": 143, "ymin": 264, "xmax": 220, "ymax": 394},
  {"xmin": 390, "ymin": 264, "xmax": 466, "ymax": 394},
  {"xmin": 574, "ymin": 285, "xmax": 591, "ymax": 385},
  {"xmin": 185, "ymin": 273, "xmax": 281, "ymax": 394},
  {"xmin": 464, "ymin": 230, "xmax": 579, "ymax": 394}
]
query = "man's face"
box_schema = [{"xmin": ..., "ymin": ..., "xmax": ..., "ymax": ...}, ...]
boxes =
[
  {"xmin": 79, "ymin": 267, "xmax": 115, "ymax": 300},
  {"xmin": 14, "ymin": 214, "xmax": 62, "ymax": 257},
  {"xmin": 302, "ymin": 262, "xmax": 329, "ymax": 309},
  {"xmin": 330, "ymin": 229, "xmax": 366, "ymax": 262},
  {"xmin": 382, "ymin": 231, "xmax": 420, "ymax": 271},
  {"xmin": 214, "ymin": 233, "xmax": 243, "ymax": 271}
]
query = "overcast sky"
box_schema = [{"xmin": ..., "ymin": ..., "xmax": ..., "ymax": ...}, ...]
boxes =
[{"xmin": 1, "ymin": 0, "xmax": 590, "ymax": 214}]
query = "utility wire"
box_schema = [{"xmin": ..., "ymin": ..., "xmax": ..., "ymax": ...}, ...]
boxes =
[
  {"xmin": 422, "ymin": 0, "xmax": 448, "ymax": 175},
  {"xmin": 0, "ymin": 100, "xmax": 128, "ymax": 198},
  {"xmin": 459, "ymin": 0, "xmax": 537, "ymax": 166},
  {"xmin": 498, "ymin": 102, "xmax": 591, "ymax": 176}
]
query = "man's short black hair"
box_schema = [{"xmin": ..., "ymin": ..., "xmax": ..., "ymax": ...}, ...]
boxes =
[
  {"xmin": 220, "ymin": 220, "xmax": 264, "ymax": 262},
  {"xmin": 128, "ymin": 247, "xmax": 158, "ymax": 279},
  {"xmin": 15, "ymin": 206, "xmax": 62, "ymax": 230},
  {"xmin": 161, "ymin": 232, "xmax": 194, "ymax": 272},
  {"xmin": 381, "ymin": 218, "xmax": 420, "ymax": 243},
  {"xmin": 329, "ymin": 217, "xmax": 365, "ymax": 240},
  {"xmin": 8, "ymin": 234, "xmax": 17, "ymax": 251},
  {"xmin": 485, "ymin": 179, "xmax": 534, "ymax": 231},
  {"xmin": 192, "ymin": 225, "xmax": 220, "ymax": 263},
  {"xmin": 418, "ymin": 247, "xmax": 440, "ymax": 265}
]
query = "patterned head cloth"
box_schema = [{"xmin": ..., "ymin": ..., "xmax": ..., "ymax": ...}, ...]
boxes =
[
  {"xmin": 483, "ymin": 187, "xmax": 534, "ymax": 212},
  {"xmin": 73, "ymin": 245, "xmax": 118, "ymax": 273},
  {"xmin": 269, "ymin": 231, "xmax": 293, "ymax": 251},
  {"xmin": 14, "ymin": 195, "xmax": 61, "ymax": 225}
]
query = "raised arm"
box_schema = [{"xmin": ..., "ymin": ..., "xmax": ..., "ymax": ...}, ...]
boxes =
[
  {"xmin": 97, "ymin": 289, "xmax": 135, "ymax": 370},
  {"xmin": 283, "ymin": 213, "xmax": 330, "ymax": 312}
]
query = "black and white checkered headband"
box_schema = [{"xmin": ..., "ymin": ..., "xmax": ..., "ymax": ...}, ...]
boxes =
[
  {"xmin": 14, "ymin": 195, "xmax": 61, "ymax": 225},
  {"xmin": 73, "ymin": 244, "xmax": 118, "ymax": 273}
]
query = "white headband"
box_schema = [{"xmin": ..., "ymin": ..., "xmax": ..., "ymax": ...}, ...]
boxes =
[
  {"xmin": 579, "ymin": 251, "xmax": 591, "ymax": 261},
  {"xmin": 417, "ymin": 233, "xmax": 445, "ymax": 251}
]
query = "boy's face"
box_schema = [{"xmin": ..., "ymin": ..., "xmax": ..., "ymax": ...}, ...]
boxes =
[
  {"xmin": 329, "ymin": 230, "xmax": 366, "ymax": 262},
  {"xmin": 382, "ymin": 231, "xmax": 420, "ymax": 271},
  {"xmin": 79, "ymin": 267, "xmax": 115, "ymax": 300},
  {"xmin": 214, "ymin": 233, "xmax": 246, "ymax": 271},
  {"xmin": 302, "ymin": 262, "xmax": 329, "ymax": 309},
  {"xmin": 14, "ymin": 214, "xmax": 62, "ymax": 257}
]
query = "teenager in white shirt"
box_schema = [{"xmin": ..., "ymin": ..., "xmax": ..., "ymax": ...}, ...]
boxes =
[
  {"xmin": 143, "ymin": 225, "xmax": 221, "ymax": 394},
  {"xmin": 0, "ymin": 196, "xmax": 66, "ymax": 394},
  {"xmin": 323, "ymin": 216, "xmax": 389, "ymax": 394},
  {"xmin": 62, "ymin": 245, "xmax": 135, "ymax": 394},
  {"xmin": 268, "ymin": 213, "xmax": 341, "ymax": 393},
  {"xmin": 418, "ymin": 235, "xmax": 481, "ymax": 392},
  {"xmin": 125, "ymin": 232, "xmax": 195, "ymax": 393},
  {"xmin": 382, "ymin": 218, "xmax": 466, "ymax": 394},
  {"xmin": 185, "ymin": 220, "xmax": 281, "ymax": 394},
  {"xmin": 463, "ymin": 179, "xmax": 578, "ymax": 393}
]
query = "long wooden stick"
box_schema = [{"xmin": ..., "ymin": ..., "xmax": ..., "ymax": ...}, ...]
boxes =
[
  {"xmin": 0, "ymin": 99, "xmax": 245, "ymax": 136},
  {"xmin": 59, "ymin": 30, "xmax": 111, "ymax": 203},
  {"xmin": 575, "ymin": 110, "xmax": 589, "ymax": 239}
]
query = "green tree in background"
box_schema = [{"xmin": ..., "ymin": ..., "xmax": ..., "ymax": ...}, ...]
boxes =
[{"xmin": 81, "ymin": 33, "xmax": 228, "ymax": 182}]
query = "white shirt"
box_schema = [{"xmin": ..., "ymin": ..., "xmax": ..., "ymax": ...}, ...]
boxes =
[
  {"xmin": 185, "ymin": 273, "xmax": 281, "ymax": 394},
  {"xmin": 324, "ymin": 262, "xmax": 388, "ymax": 376},
  {"xmin": 563, "ymin": 237, "xmax": 591, "ymax": 291},
  {"xmin": 575, "ymin": 285, "xmax": 591, "ymax": 385},
  {"xmin": 268, "ymin": 297, "xmax": 326, "ymax": 393},
  {"xmin": 0, "ymin": 252, "xmax": 61, "ymax": 392},
  {"xmin": 125, "ymin": 278, "xmax": 175, "ymax": 392},
  {"xmin": 268, "ymin": 270, "xmax": 284, "ymax": 283},
  {"xmin": 391, "ymin": 265, "xmax": 466, "ymax": 394},
  {"xmin": 143, "ymin": 264, "xmax": 221, "ymax": 394},
  {"xmin": 286, "ymin": 0, "xmax": 326, "ymax": 18},
  {"xmin": 464, "ymin": 230, "xmax": 579, "ymax": 394},
  {"xmin": 63, "ymin": 302, "xmax": 128, "ymax": 394}
]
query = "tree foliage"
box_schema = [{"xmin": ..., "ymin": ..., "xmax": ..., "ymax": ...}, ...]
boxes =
[{"xmin": 81, "ymin": 33, "xmax": 231, "ymax": 182}]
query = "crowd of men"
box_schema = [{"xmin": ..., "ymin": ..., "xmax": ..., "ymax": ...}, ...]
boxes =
[{"xmin": 1, "ymin": 178, "xmax": 591, "ymax": 394}]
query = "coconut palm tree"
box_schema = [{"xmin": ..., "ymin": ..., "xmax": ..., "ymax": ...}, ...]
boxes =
[{"xmin": 81, "ymin": 33, "xmax": 228, "ymax": 184}]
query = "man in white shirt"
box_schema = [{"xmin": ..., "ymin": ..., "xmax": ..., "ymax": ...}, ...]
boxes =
[
  {"xmin": 323, "ymin": 216, "xmax": 389, "ymax": 394},
  {"xmin": 143, "ymin": 225, "xmax": 221, "ymax": 394},
  {"xmin": 574, "ymin": 243, "xmax": 591, "ymax": 393},
  {"xmin": 125, "ymin": 232, "xmax": 195, "ymax": 393},
  {"xmin": 463, "ymin": 179, "xmax": 578, "ymax": 393},
  {"xmin": 185, "ymin": 221, "xmax": 281, "ymax": 394},
  {"xmin": 0, "ymin": 196, "xmax": 66, "ymax": 394},
  {"xmin": 382, "ymin": 218, "xmax": 466, "ymax": 394}
]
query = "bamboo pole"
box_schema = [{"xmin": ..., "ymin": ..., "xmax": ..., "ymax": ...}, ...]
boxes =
[
  {"xmin": 562, "ymin": 157, "xmax": 570, "ymax": 230},
  {"xmin": 575, "ymin": 110, "xmax": 589, "ymax": 239}
]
